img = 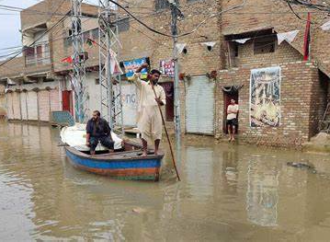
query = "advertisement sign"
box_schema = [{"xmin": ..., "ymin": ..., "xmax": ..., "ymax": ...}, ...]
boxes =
[
  {"xmin": 123, "ymin": 58, "xmax": 148, "ymax": 80},
  {"xmin": 159, "ymin": 59, "xmax": 175, "ymax": 77}
]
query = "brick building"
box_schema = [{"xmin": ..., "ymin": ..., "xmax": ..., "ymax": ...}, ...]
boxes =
[
  {"xmin": 0, "ymin": 0, "xmax": 330, "ymax": 146},
  {"xmin": 0, "ymin": 0, "xmax": 99, "ymax": 123},
  {"xmin": 214, "ymin": 0, "xmax": 330, "ymax": 146}
]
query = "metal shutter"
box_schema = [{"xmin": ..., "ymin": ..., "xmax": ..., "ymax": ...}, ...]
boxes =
[
  {"xmin": 27, "ymin": 91, "xmax": 38, "ymax": 120},
  {"xmin": 50, "ymin": 90, "xmax": 61, "ymax": 111},
  {"xmin": 6, "ymin": 93, "xmax": 14, "ymax": 119},
  {"xmin": 20, "ymin": 92, "xmax": 28, "ymax": 120},
  {"xmin": 38, "ymin": 90, "xmax": 50, "ymax": 121},
  {"xmin": 115, "ymin": 83, "xmax": 138, "ymax": 127},
  {"xmin": 185, "ymin": 76, "xmax": 215, "ymax": 135},
  {"xmin": 12, "ymin": 92, "xmax": 21, "ymax": 120},
  {"xmin": 0, "ymin": 95, "xmax": 6, "ymax": 116}
]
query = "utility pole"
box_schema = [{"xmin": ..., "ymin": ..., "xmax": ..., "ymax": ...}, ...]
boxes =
[
  {"xmin": 72, "ymin": 0, "xmax": 87, "ymax": 123},
  {"xmin": 99, "ymin": 0, "xmax": 123, "ymax": 133},
  {"xmin": 99, "ymin": 0, "xmax": 113, "ymax": 127},
  {"xmin": 169, "ymin": 0, "xmax": 183, "ymax": 146}
]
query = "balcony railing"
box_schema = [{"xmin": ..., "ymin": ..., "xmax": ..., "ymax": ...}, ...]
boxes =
[{"xmin": 24, "ymin": 44, "xmax": 51, "ymax": 67}]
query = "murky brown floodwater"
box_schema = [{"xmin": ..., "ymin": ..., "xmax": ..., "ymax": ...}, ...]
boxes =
[{"xmin": 1, "ymin": 121, "xmax": 330, "ymax": 241}]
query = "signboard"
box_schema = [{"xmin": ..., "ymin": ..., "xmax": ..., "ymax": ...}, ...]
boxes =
[
  {"xmin": 159, "ymin": 59, "xmax": 175, "ymax": 77},
  {"xmin": 123, "ymin": 58, "xmax": 148, "ymax": 80},
  {"xmin": 115, "ymin": 83, "xmax": 138, "ymax": 127}
]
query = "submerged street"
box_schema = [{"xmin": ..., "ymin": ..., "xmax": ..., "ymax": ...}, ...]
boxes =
[{"xmin": 1, "ymin": 121, "xmax": 330, "ymax": 241}]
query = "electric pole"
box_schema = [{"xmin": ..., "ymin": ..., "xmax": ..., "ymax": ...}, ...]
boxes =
[
  {"xmin": 72, "ymin": 0, "xmax": 87, "ymax": 123},
  {"xmin": 169, "ymin": 0, "xmax": 183, "ymax": 146},
  {"xmin": 99, "ymin": 0, "xmax": 123, "ymax": 133}
]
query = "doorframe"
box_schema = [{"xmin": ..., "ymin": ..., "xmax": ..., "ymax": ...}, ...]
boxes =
[{"xmin": 223, "ymin": 88, "xmax": 239, "ymax": 134}]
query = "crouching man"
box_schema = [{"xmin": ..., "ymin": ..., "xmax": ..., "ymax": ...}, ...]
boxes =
[{"xmin": 86, "ymin": 110, "xmax": 114, "ymax": 155}]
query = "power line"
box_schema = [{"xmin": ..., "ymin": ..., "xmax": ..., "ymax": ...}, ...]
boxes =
[{"xmin": 0, "ymin": 0, "xmax": 68, "ymax": 68}]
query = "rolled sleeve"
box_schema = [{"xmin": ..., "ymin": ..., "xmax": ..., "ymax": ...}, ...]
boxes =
[
  {"xmin": 160, "ymin": 87, "xmax": 166, "ymax": 105},
  {"xmin": 132, "ymin": 73, "xmax": 143, "ymax": 90}
]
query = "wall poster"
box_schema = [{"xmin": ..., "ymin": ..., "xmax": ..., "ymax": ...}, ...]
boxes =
[{"xmin": 250, "ymin": 67, "xmax": 281, "ymax": 127}]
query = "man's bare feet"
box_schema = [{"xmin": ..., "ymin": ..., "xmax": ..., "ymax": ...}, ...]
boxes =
[
  {"xmin": 142, "ymin": 151, "xmax": 148, "ymax": 157},
  {"xmin": 228, "ymin": 137, "xmax": 232, "ymax": 142}
]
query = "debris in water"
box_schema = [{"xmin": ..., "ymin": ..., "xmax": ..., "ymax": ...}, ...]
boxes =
[
  {"xmin": 287, "ymin": 162, "xmax": 317, "ymax": 173},
  {"xmin": 132, "ymin": 207, "xmax": 147, "ymax": 214}
]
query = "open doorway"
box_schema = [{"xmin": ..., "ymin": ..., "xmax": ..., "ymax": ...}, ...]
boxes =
[
  {"xmin": 159, "ymin": 82, "xmax": 174, "ymax": 121},
  {"xmin": 62, "ymin": 90, "xmax": 73, "ymax": 116},
  {"xmin": 223, "ymin": 88, "xmax": 239, "ymax": 134}
]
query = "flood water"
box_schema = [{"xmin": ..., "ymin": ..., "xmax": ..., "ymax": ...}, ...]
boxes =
[{"xmin": 1, "ymin": 122, "xmax": 330, "ymax": 241}]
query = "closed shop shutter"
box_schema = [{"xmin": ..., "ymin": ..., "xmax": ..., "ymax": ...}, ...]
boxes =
[
  {"xmin": 38, "ymin": 90, "xmax": 50, "ymax": 121},
  {"xmin": 185, "ymin": 76, "xmax": 215, "ymax": 135},
  {"xmin": 12, "ymin": 92, "xmax": 21, "ymax": 120},
  {"xmin": 50, "ymin": 89, "xmax": 61, "ymax": 111},
  {"xmin": 20, "ymin": 92, "xmax": 28, "ymax": 120},
  {"xmin": 115, "ymin": 83, "xmax": 138, "ymax": 127},
  {"xmin": 6, "ymin": 93, "xmax": 14, "ymax": 119},
  {"xmin": 27, "ymin": 91, "xmax": 38, "ymax": 120},
  {"xmin": 0, "ymin": 95, "xmax": 5, "ymax": 116}
]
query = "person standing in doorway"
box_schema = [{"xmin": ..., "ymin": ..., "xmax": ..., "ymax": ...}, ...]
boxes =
[
  {"xmin": 132, "ymin": 63, "xmax": 166, "ymax": 156},
  {"xmin": 227, "ymin": 99, "xmax": 239, "ymax": 141},
  {"xmin": 86, "ymin": 110, "xmax": 114, "ymax": 155}
]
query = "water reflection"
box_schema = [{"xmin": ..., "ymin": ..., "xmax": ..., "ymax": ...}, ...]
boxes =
[
  {"xmin": 222, "ymin": 147, "xmax": 239, "ymax": 194},
  {"xmin": 185, "ymin": 147, "xmax": 214, "ymax": 201},
  {"xmin": 1, "ymin": 122, "xmax": 330, "ymax": 240},
  {"xmin": 246, "ymin": 156, "xmax": 279, "ymax": 227}
]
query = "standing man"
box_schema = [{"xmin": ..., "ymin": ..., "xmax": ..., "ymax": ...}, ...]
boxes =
[
  {"xmin": 86, "ymin": 110, "xmax": 114, "ymax": 155},
  {"xmin": 227, "ymin": 99, "xmax": 239, "ymax": 141},
  {"xmin": 132, "ymin": 63, "xmax": 166, "ymax": 156}
]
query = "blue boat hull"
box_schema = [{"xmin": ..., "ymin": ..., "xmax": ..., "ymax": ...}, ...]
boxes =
[{"xmin": 65, "ymin": 146, "xmax": 163, "ymax": 181}]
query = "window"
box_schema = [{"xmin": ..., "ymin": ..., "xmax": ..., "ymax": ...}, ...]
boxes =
[
  {"xmin": 254, "ymin": 36, "xmax": 275, "ymax": 54},
  {"xmin": 24, "ymin": 47, "xmax": 35, "ymax": 57},
  {"xmin": 117, "ymin": 17, "xmax": 130, "ymax": 32},
  {"xmin": 155, "ymin": 0, "xmax": 178, "ymax": 11},
  {"xmin": 91, "ymin": 28, "xmax": 99, "ymax": 40},
  {"xmin": 24, "ymin": 44, "xmax": 50, "ymax": 67},
  {"xmin": 95, "ymin": 78, "xmax": 100, "ymax": 85}
]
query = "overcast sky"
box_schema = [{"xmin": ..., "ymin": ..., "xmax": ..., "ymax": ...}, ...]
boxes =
[{"xmin": 0, "ymin": 0, "xmax": 98, "ymax": 58}]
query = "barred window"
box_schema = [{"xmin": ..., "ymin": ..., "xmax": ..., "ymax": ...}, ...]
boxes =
[
  {"xmin": 117, "ymin": 17, "xmax": 130, "ymax": 32},
  {"xmin": 254, "ymin": 36, "xmax": 276, "ymax": 54},
  {"xmin": 155, "ymin": 0, "xmax": 178, "ymax": 11}
]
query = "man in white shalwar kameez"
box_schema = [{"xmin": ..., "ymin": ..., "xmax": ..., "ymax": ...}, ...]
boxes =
[{"xmin": 132, "ymin": 63, "xmax": 166, "ymax": 156}]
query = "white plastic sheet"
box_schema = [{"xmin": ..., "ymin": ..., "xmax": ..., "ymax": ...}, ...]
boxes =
[
  {"xmin": 60, "ymin": 123, "xmax": 123, "ymax": 151},
  {"xmin": 321, "ymin": 20, "xmax": 330, "ymax": 31},
  {"xmin": 277, "ymin": 30, "xmax": 299, "ymax": 45}
]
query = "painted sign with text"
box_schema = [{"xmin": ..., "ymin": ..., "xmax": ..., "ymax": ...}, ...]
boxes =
[{"xmin": 123, "ymin": 58, "xmax": 148, "ymax": 80}]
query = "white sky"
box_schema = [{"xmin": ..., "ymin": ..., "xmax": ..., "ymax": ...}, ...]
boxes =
[{"xmin": 0, "ymin": 0, "xmax": 98, "ymax": 58}]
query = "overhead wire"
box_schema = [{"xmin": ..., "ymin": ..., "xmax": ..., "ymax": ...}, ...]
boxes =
[{"xmin": 0, "ymin": 0, "xmax": 68, "ymax": 68}]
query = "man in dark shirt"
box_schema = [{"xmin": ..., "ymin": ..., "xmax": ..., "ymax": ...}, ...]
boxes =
[{"xmin": 86, "ymin": 110, "xmax": 114, "ymax": 155}]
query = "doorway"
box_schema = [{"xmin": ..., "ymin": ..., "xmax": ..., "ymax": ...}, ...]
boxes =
[
  {"xmin": 223, "ymin": 88, "xmax": 239, "ymax": 134},
  {"xmin": 159, "ymin": 82, "xmax": 174, "ymax": 121},
  {"xmin": 62, "ymin": 90, "xmax": 73, "ymax": 115}
]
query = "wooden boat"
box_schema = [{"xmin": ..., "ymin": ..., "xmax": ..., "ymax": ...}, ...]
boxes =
[{"xmin": 64, "ymin": 140, "xmax": 164, "ymax": 181}]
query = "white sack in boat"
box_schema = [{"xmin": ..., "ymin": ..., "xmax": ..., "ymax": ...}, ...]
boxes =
[{"xmin": 60, "ymin": 123, "xmax": 123, "ymax": 151}]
